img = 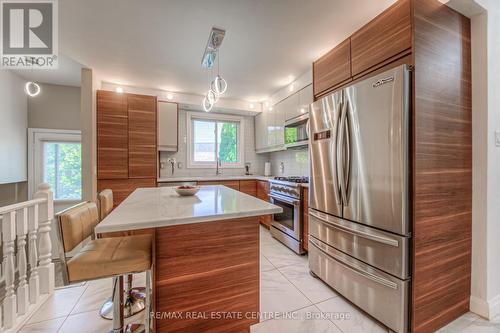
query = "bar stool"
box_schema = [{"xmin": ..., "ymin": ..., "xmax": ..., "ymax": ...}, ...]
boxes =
[
  {"xmin": 97, "ymin": 189, "xmax": 147, "ymax": 320},
  {"xmin": 56, "ymin": 202, "xmax": 151, "ymax": 333}
]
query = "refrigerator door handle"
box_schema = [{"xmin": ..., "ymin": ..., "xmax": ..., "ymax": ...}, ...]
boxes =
[
  {"xmin": 337, "ymin": 91, "xmax": 348, "ymax": 206},
  {"xmin": 332, "ymin": 98, "xmax": 342, "ymax": 205},
  {"xmin": 309, "ymin": 210, "xmax": 400, "ymax": 247},
  {"xmin": 343, "ymin": 98, "xmax": 351, "ymax": 205}
]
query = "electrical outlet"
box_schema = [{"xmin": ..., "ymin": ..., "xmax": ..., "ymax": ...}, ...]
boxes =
[
  {"xmin": 496, "ymin": 131, "xmax": 500, "ymax": 147},
  {"xmin": 177, "ymin": 162, "xmax": 183, "ymax": 169}
]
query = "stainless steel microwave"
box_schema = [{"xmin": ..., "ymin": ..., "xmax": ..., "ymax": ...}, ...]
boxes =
[{"xmin": 284, "ymin": 114, "xmax": 309, "ymax": 148}]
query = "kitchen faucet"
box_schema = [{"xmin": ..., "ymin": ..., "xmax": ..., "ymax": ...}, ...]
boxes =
[{"xmin": 216, "ymin": 156, "xmax": 222, "ymax": 176}]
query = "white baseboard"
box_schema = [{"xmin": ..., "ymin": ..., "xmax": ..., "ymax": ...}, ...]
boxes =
[
  {"xmin": 488, "ymin": 293, "xmax": 500, "ymax": 319},
  {"xmin": 470, "ymin": 294, "xmax": 500, "ymax": 319}
]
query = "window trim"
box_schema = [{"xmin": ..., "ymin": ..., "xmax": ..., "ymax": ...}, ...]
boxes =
[
  {"xmin": 28, "ymin": 128, "xmax": 82, "ymax": 202},
  {"xmin": 186, "ymin": 112, "xmax": 245, "ymax": 169}
]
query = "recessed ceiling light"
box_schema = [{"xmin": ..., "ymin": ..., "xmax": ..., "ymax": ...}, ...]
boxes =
[
  {"xmin": 249, "ymin": 103, "xmax": 255, "ymax": 109},
  {"xmin": 166, "ymin": 93, "xmax": 174, "ymax": 100},
  {"xmin": 269, "ymin": 106, "xmax": 274, "ymax": 111},
  {"xmin": 115, "ymin": 87, "xmax": 124, "ymax": 93},
  {"xmin": 288, "ymin": 84, "xmax": 295, "ymax": 92},
  {"xmin": 25, "ymin": 82, "xmax": 41, "ymax": 97},
  {"xmin": 264, "ymin": 101, "xmax": 269, "ymax": 108}
]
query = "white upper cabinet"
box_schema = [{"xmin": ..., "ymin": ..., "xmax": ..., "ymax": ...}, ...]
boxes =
[
  {"xmin": 298, "ymin": 84, "xmax": 313, "ymax": 117},
  {"xmin": 273, "ymin": 100, "xmax": 285, "ymax": 147},
  {"xmin": 284, "ymin": 84, "xmax": 313, "ymax": 121},
  {"xmin": 158, "ymin": 101, "xmax": 179, "ymax": 151},
  {"xmin": 283, "ymin": 92, "xmax": 300, "ymax": 121},
  {"xmin": 254, "ymin": 84, "xmax": 312, "ymax": 153},
  {"xmin": 255, "ymin": 111, "xmax": 267, "ymax": 151}
]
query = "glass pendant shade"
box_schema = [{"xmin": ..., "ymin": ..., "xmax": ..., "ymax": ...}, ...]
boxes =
[
  {"xmin": 202, "ymin": 96, "xmax": 213, "ymax": 112},
  {"xmin": 206, "ymin": 89, "xmax": 219, "ymax": 104},
  {"xmin": 211, "ymin": 75, "xmax": 228, "ymax": 95}
]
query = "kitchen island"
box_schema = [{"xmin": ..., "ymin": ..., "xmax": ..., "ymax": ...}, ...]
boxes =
[{"xmin": 95, "ymin": 185, "xmax": 282, "ymax": 333}]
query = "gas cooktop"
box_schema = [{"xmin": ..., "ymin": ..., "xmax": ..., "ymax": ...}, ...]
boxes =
[{"xmin": 272, "ymin": 176, "xmax": 309, "ymax": 184}]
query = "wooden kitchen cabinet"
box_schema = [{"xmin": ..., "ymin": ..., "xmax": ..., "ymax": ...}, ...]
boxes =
[
  {"xmin": 128, "ymin": 94, "xmax": 157, "ymax": 179},
  {"xmin": 313, "ymin": 38, "xmax": 352, "ymax": 97},
  {"xmin": 198, "ymin": 180, "xmax": 240, "ymax": 191},
  {"xmin": 257, "ymin": 181, "xmax": 272, "ymax": 228},
  {"xmin": 350, "ymin": 0, "xmax": 411, "ymax": 77},
  {"xmin": 97, "ymin": 178, "xmax": 156, "ymax": 208},
  {"xmin": 97, "ymin": 90, "xmax": 128, "ymax": 179},
  {"xmin": 97, "ymin": 90, "xmax": 158, "ymax": 207},
  {"xmin": 302, "ymin": 187, "xmax": 308, "ymax": 252},
  {"xmin": 311, "ymin": 0, "xmax": 472, "ymax": 331},
  {"xmin": 240, "ymin": 180, "xmax": 257, "ymax": 196}
]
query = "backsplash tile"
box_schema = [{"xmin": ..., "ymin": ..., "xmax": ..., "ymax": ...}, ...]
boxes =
[
  {"xmin": 268, "ymin": 148, "xmax": 309, "ymax": 177},
  {"xmin": 159, "ymin": 109, "xmax": 269, "ymax": 178}
]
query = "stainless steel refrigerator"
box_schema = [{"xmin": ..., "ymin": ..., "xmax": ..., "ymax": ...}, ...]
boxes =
[{"xmin": 308, "ymin": 64, "xmax": 411, "ymax": 333}]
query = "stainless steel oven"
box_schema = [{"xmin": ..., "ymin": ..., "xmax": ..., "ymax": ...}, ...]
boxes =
[{"xmin": 268, "ymin": 178, "xmax": 306, "ymax": 254}]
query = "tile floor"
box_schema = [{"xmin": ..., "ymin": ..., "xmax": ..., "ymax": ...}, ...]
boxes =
[{"xmin": 19, "ymin": 226, "xmax": 499, "ymax": 333}]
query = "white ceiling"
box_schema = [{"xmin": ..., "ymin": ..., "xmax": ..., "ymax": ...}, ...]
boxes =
[
  {"xmin": 59, "ymin": 0, "xmax": 396, "ymax": 100},
  {"xmin": 14, "ymin": 54, "xmax": 83, "ymax": 87}
]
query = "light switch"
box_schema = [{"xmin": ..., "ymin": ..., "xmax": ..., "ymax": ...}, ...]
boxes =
[{"xmin": 496, "ymin": 131, "xmax": 500, "ymax": 147}]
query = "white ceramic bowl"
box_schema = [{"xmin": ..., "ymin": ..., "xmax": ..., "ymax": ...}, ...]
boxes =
[{"xmin": 174, "ymin": 186, "xmax": 200, "ymax": 196}]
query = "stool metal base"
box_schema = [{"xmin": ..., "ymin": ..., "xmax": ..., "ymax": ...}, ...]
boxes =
[
  {"xmin": 107, "ymin": 323, "xmax": 145, "ymax": 333},
  {"xmin": 101, "ymin": 287, "xmax": 147, "ymax": 320}
]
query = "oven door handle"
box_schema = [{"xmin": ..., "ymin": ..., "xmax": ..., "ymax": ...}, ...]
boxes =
[{"xmin": 269, "ymin": 193, "xmax": 300, "ymax": 206}]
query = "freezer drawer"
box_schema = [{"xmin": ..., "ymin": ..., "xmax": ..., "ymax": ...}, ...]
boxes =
[
  {"xmin": 309, "ymin": 237, "xmax": 409, "ymax": 333},
  {"xmin": 309, "ymin": 209, "xmax": 410, "ymax": 279}
]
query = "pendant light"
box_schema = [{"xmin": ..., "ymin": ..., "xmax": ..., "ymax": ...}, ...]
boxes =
[{"xmin": 200, "ymin": 27, "xmax": 228, "ymax": 111}]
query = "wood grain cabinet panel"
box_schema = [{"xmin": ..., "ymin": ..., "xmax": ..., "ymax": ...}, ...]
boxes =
[
  {"xmin": 198, "ymin": 181, "xmax": 240, "ymax": 191},
  {"xmin": 313, "ymin": 38, "xmax": 351, "ymax": 97},
  {"xmin": 127, "ymin": 94, "xmax": 157, "ymax": 179},
  {"xmin": 97, "ymin": 178, "xmax": 156, "ymax": 207},
  {"xmin": 256, "ymin": 181, "xmax": 272, "ymax": 228},
  {"xmin": 240, "ymin": 180, "xmax": 257, "ymax": 196},
  {"xmin": 412, "ymin": 0, "xmax": 472, "ymax": 332},
  {"xmin": 97, "ymin": 90, "xmax": 128, "ymax": 179},
  {"xmin": 351, "ymin": 0, "xmax": 411, "ymax": 76},
  {"xmin": 154, "ymin": 218, "xmax": 259, "ymax": 332}
]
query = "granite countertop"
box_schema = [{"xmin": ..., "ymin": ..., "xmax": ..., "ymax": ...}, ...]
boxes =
[{"xmin": 95, "ymin": 185, "xmax": 283, "ymax": 233}]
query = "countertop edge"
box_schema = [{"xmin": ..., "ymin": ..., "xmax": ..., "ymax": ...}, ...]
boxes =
[{"xmin": 95, "ymin": 207, "xmax": 282, "ymax": 234}]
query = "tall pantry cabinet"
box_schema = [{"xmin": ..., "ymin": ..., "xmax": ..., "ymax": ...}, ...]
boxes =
[{"xmin": 97, "ymin": 90, "xmax": 157, "ymax": 207}]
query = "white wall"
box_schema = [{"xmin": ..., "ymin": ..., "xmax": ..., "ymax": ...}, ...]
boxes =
[
  {"xmin": 447, "ymin": 0, "xmax": 500, "ymax": 319},
  {"xmin": 159, "ymin": 109, "xmax": 268, "ymax": 178},
  {"xmin": 0, "ymin": 71, "xmax": 28, "ymax": 185},
  {"xmin": 476, "ymin": 0, "xmax": 500, "ymax": 318},
  {"xmin": 28, "ymin": 83, "xmax": 81, "ymax": 130}
]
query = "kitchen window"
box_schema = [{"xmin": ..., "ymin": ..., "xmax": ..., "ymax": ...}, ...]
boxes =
[
  {"xmin": 187, "ymin": 113, "xmax": 244, "ymax": 168},
  {"xmin": 28, "ymin": 129, "xmax": 82, "ymax": 202}
]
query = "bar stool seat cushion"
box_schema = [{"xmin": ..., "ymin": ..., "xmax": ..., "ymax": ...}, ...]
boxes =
[{"xmin": 67, "ymin": 234, "xmax": 152, "ymax": 283}]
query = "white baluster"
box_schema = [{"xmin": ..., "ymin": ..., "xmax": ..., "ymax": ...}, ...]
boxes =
[
  {"xmin": 28, "ymin": 204, "xmax": 40, "ymax": 305},
  {"xmin": 2, "ymin": 211, "xmax": 17, "ymax": 329},
  {"xmin": 34, "ymin": 183, "xmax": 54, "ymax": 295},
  {"xmin": 16, "ymin": 207, "xmax": 29, "ymax": 315}
]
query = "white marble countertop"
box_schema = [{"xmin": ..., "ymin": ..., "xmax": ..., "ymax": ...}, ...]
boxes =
[
  {"xmin": 157, "ymin": 175, "xmax": 273, "ymax": 182},
  {"xmin": 95, "ymin": 185, "xmax": 283, "ymax": 233}
]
